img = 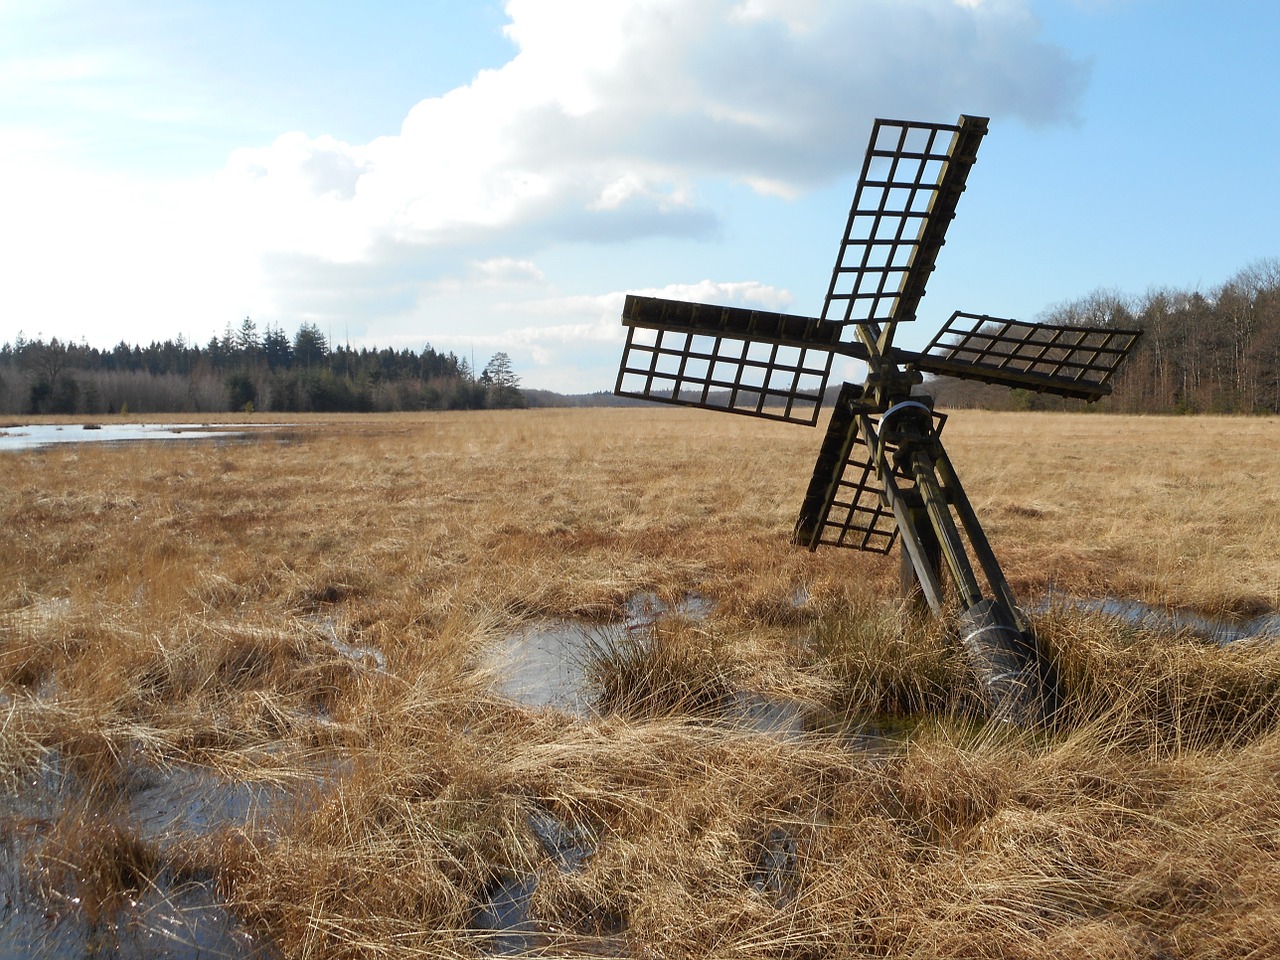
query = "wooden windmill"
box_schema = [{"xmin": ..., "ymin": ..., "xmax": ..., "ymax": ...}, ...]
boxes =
[{"xmin": 614, "ymin": 115, "xmax": 1143, "ymax": 724}]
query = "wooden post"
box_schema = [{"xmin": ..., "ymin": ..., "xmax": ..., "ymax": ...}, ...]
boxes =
[{"xmin": 899, "ymin": 490, "xmax": 942, "ymax": 614}]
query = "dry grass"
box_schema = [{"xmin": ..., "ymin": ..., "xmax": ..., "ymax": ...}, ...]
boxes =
[
  {"xmin": 943, "ymin": 411, "xmax": 1280, "ymax": 616},
  {"xmin": 1, "ymin": 408, "xmax": 1279, "ymax": 957}
]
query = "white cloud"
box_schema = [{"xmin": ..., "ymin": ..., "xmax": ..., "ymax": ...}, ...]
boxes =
[
  {"xmin": 212, "ymin": 0, "xmax": 1085, "ymax": 267},
  {"xmin": 0, "ymin": 143, "xmax": 255, "ymax": 346},
  {"xmin": 469, "ymin": 257, "xmax": 546, "ymax": 287},
  {"xmin": 411, "ymin": 278, "xmax": 796, "ymax": 393}
]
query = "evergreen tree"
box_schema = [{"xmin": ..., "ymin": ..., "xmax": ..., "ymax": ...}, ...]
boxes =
[
  {"xmin": 294, "ymin": 323, "xmax": 328, "ymax": 370},
  {"xmin": 236, "ymin": 316, "xmax": 260, "ymax": 357},
  {"xmin": 263, "ymin": 325, "xmax": 293, "ymax": 370},
  {"xmin": 481, "ymin": 352, "xmax": 526, "ymax": 409}
]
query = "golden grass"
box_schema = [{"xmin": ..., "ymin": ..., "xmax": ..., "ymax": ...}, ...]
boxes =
[
  {"xmin": 943, "ymin": 411, "xmax": 1280, "ymax": 615},
  {"xmin": 1, "ymin": 408, "xmax": 1279, "ymax": 957}
]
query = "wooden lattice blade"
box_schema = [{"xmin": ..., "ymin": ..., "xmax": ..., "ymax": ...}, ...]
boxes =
[
  {"xmin": 620, "ymin": 295, "xmax": 853, "ymax": 352},
  {"xmin": 793, "ymin": 387, "xmax": 947, "ymax": 554},
  {"xmin": 792, "ymin": 384, "xmax": 896, "ymax": 552},
  {"xmin": 822, "ymin": 114, "xmax": 987, "ymax": 354},
  {"xmin": 614, "ymin": 295, "xmax": 864, "ymax": 426},
  {"xmin": 912, "ymin": 312, "xmax": 1144, "ymax": 402}
]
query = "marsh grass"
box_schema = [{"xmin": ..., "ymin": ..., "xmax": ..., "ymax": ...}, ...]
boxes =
[
  {"xmin": 2, "ymin": 409, "xmax": 1279, "ymax": 956},
  {"xmin": 589, "ymin": 619, "xmax": 747, "ymax": 720}
]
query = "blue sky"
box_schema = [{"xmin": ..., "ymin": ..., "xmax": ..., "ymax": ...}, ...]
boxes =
[{"xmin": 2, "ymin": 0, "xmax": 1277, "ymax": 391}]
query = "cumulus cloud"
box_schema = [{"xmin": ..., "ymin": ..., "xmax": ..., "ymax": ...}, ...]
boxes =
[{"xmin": 219, "ymin": 0, "xmax": 1085, "ymax": 264}]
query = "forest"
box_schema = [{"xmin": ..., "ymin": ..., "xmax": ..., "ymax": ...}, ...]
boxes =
[
  {"xmin": 932, "ymin": 259, "xmax": 1280, "ymax": 414},
  {"xmin": 0, "ymin": 318, "xmax": 526, "ymax": 415},
  {"xmin": 2, "ymin": 259, "xmax": 1278, "ymax": 416}
]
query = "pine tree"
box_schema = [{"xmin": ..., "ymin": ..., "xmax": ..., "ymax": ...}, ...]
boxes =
[
  {"xmin": 293, "ymin": 323, "xmax": 328, "ymax": 370},
  {"xmin": 481, "ymin": 352, "xmax": 526, "ymax": 409},
  {"xmin": 236, "ymin": 316, "xmax": 260, "ymax": 356}
]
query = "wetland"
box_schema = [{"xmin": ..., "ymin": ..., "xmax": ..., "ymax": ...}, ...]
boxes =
[{"xmin": 2, "ymin": 409, "xmax": 1279, "ymax": 958}]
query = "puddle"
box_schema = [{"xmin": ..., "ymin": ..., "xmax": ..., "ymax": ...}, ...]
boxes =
[
  {"xmin": 492, "ymin": 621, "xmax": 614, "ymax": 715},
  {"xmin": 527, "ymin": 810, "xmax": 595, "ymax": 873},
  {"xmin": 471, "ymin": 809, "xmax": 624, "ymax": 957},
  {"xmin": 315, "ymin": 617, "xmax": 387, "ymax": 673},
  {"xmin": 494, "ymin": 594, "xmax": 827, "ymax": 742},
  {"xmin": 0, "ymin": 845, "xmax": 271, "ymax": 960},
  {"xmin": 473, "ymin": 874, "xmax": 542, "ymax": 955},
  {"xmin": 726, "ymin": 692, "xmax": 807, "ymax": 739},
  {"xmin": 126, "ymin": 765, "xmax": 294, "ymax": 849},
  {"xmin": 493, "ymin": 593, "xmax": 715, "ymax": 716},
  {"xmin": 749, "ymin": 827, "xmax": 798, "ymax": 905},
  {"xmin": 0, "ymin": 751, "xmax": 302, "ymax": 959},
  {"xmin": 1042, "ymin": 593, "xmax": 1280, "ymax": 645},
  {"xmin": 0, "ymin": 423, "xmax": 276, "ymax": 453},
  {"xmin": 471, "ymin": 809, "xmax": 797, "ymax": 954},
  {"xmin": 494, "ymin": 635, "xmax": 814, "ymax": 741},
  {"xmin": 620, "ymin": 592, "xmax": 715, "ymax": 627}
]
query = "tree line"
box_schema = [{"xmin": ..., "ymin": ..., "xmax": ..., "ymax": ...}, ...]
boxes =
[
  {"xmin": 930, "ymin": 259, "xmax": 1280, "ymax": 414},
  {"xmin": 0, "ymin": 317, "xmax": 526, "ymax": 415},
  {"xmin": 5, "ymin": 258, "xmax": 1279, "ymax": 417}
]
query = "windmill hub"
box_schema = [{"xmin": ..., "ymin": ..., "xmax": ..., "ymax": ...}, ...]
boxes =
[
  {"xmin": 614, "ymin": 114, "xmax": 1142, "ymax": 726},
  {"xmin": 880, "ymin": 400, "xmax": 934, "ymax": 439}
]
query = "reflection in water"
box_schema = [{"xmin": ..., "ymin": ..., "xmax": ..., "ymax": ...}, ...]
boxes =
[
  {"xmin": 471, "ymin": 808, "xmax": 626, "ymax": 957},
  {"xmin": 0, "ymin": 751, "xmax": 301, "ymax": 959},
  {"xmin": 472, "ymin": 874, "xmax": 542, "ymax": 956},
  {"xmin": 492, "ymin": 595, "xmax": 881, "ymax": 749},
  {"xmin": 493, "ymin": 593, "xmax": 718, "ymax": 716},
  {"xmin": 492, "ymin": 620, "xmax": 613, "ymax": 715},
  {"xmin": 1041, "ymin": 592, "xmax": 1280, "ymax": 645},
  {"xmin": 0, "ymin": 423, "xmax": 276, "ymax": 452},
  {"xmin": 729, "ymin": 692, "xmax": 807, "ymax": 739},
  {"xmin": 127, "ymin": 765, "xmax": 294, "ymax": 848},
  {"xmin": 620, "ymin": 591, "xmax": 715, "ymax": 626}
]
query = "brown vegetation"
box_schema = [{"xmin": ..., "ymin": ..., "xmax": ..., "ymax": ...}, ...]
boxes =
[{"xmin": 1, "ymin": 408, "xmax": 1278, "ymax": 957}]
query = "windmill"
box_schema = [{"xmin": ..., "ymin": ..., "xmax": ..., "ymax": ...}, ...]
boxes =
[{"xmin": 614, "ymin": 115, "xmax": 1142, "ymax": 724}]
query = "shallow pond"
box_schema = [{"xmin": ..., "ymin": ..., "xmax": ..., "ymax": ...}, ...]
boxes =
[
  {"xmin": 0, "ymin": 749, "xmax": 320, "ymax": 959},
  {"xmin": 490, "ymin": 592, "xmax": 716, "ymax": 716},
  {"xmin": 1042, "ymin": 592, "xmax": 1280, "ymax": 645},
  {"xmin": 0, "ymin": 423, "xmax": 274, "ymax": 452},
  {"xmin": 490, "ymin": 592, "xmax": 853, "ymax": 743}
]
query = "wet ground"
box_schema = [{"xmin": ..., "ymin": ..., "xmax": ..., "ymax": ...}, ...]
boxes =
[
  {"xmin": 0, "ymin": 423, "xmax": 279, "ymax": 453},
  {"xmin": 8, "ymin": 585, "xmax": 1267, "ymax": 956},
  {"xmin": 0, "ymin": 750, "xmax": 288, "ymax": 959},
  {"xmin": 1041, "ymin": 592, "xmax": 1280, "ymax": 645}
]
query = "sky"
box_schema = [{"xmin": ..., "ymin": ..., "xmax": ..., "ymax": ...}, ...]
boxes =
[{"xmin": 2, "ymin": 0, "xmax": 1278, "ymax": 392}]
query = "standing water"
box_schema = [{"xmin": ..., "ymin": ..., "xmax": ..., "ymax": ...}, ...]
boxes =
[{"xmin": 0, "ymin": 423, "xmax": 281, "ymax": 453}]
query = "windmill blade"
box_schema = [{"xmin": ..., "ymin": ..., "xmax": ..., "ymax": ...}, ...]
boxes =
[
  {"xmin": 615, "ymin": 295, "xmax": 856, "ymax": 425},
  {"xmin": 822, "ymin": 115, "xmax": 987, "ymax": 353},
  {"xmin": 793, "ymin": 385, "xmax": 947, "ymax": 553},
  {"xmin": 914, "ymin": 312, "xmax": 1144, "ymax": 402}
]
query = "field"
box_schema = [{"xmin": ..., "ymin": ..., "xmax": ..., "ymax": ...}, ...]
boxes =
[{"xmin": 2, "ymin": 408, "xmax": 1280, "ymax": 958}]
